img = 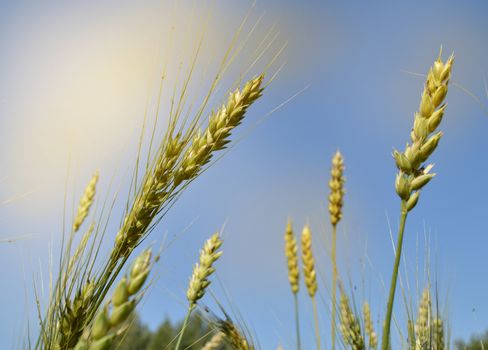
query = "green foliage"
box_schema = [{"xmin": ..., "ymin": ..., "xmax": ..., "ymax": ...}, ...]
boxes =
[
  {"xmin": 455, "ymin": 330, "xmax": 488, "ymax": 350},
  {"xmin": 112, "ymin": 313, "xmax": 230, "ymax": 350},
  {"xmin": 114, "ymin": 316, "xmax": 151, "ymax": 350}
]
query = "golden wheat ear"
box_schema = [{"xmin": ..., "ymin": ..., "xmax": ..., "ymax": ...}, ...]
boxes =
[
  {"xmin": 381, "ymin": 51, "xmax": 453, "ymax": 350},
  {"xmin": 112, "ymin": 75, "xmax": 265, "ymax": 262},
  {"xmin": 73, "ymin": 172, "xmax": 99, "ymax": 233},
  {"xmin": 284, "ymin": 219, "xmax": 300, "ymax": 294},
  {"xmin": 301, "ymin": 224, "xmax": 322, "ymax": 350},
  {"xmin": 339, "ymin": 288, "xmax": 365, "ymax": 350},
  {"xmin": 175, "ymin": 232, "xmax": 223, "ymax": 350},
  {"xmin": 393, "ymin": 52, "xmax": 454, "ymax": 211},
  {"xmin": 328, "ymin": 150, "xmax": 345, "ymax": 350},
  {"xmin": 284, "ymin": 218, "xmax": 302, "ymax": 350}
]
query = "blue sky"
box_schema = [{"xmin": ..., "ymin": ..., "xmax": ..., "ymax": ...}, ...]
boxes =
[{"xmin": 1, "ymin": 0, "xmax": 488, "ymax": 349}]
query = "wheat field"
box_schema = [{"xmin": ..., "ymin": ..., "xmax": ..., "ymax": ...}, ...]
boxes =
[{"xmin": 1, "ymin": 1, "xmax": 488, "ymax": 350}]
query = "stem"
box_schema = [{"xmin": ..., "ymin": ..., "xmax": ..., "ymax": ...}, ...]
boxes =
[
  {"xmin": 294, "ymin": 293, "xmax": 302, "ymax": 350},
  {"xmin": 381, "ymin": 201, "xmax": 408, "ymax": 350},
  {"xmin": 174, "ymin": 306, "xmax": 193, "ymax": 350},
  {"xmin": 312, "ymin": 296, "xmax": 321, "ymax": 350},
  {"xmin": 331, "ymin": 224, "xmax": 338, "ymax": 350}
]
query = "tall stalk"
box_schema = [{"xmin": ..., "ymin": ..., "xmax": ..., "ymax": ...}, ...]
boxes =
[
  {"xmin": 380, "ymin": 52, "xmax": 453, "ymax": 350},
  {"xmin": 312, "ymin": 297, "xmax": 322, "ymax": 350},
  {"xmin": 331, "ymin": 225, "xmax": 338, "ymax": 350},
  {"xmin": 328, "ymin": 151, "xmax": 345, "ymax": 350},
  {"xmin": 381, "ymin": 201, "xmax": 408, "ymax": 350},
  {"xmin": 175, "ymin": 307, "xmax": 193, "ymax": 350},
  {"xmin": 301, "ymin": 224, "xmax": 320, "ymax": 350},
  {"xmin": 285, "ymin": 220, "xmax": 301, "ymax": 350},
  {"xmin": 294, "ymin": 293, "xmax": 302, "ymax": 350}
]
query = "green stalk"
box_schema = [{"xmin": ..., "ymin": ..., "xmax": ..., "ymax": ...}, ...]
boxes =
[
  {"xmin": 312, "ymin": 296, "xmax": 321, "ymax": 350},
  {"xmin": 381, "ymin": 201, "xmax": 408, "ymax": 350},
  {"xmin": 294, "ymin": 293, "xmax": 302, "ymax": 350},
  {"xmin": 331, "ymin": 224, "xmax": 338, "ymax": 350},
  {"xmin": 175, "ymin": 306, "xmax": 193, "ymax": 350}
]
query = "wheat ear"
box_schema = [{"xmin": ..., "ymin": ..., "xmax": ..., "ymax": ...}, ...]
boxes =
[
  {"xmin": 73, "ymin": 172, "xmax": 99, "ymax": 232},
  {"xmin": 218, "ymin": 319, "xmax": 252, "ymax": 350},
  {"xmin": 76, "ymin": 75, "xmax": 264, "ymax": 341},
  {"xmin": 56, "ymin": 281, "xmax": 96, "ymax": 348},
  {"xmin": 285, "ymin": 219, "xmax": 301, "ymax": 350},
  {"xmin": 339, "ymin": 290, "xmax": 365, "ymax": 350},
  {"xmin": 414, "ymin": 288, "xmax": 431, "ymax": 350},
  {"xmin": 74, "ymin": 249, "xmax": 152, "ymax": 350},
  {"xmin": 363, "ymin": 302, "xmax": 378, "ymax": 350},
  {"xmin": 175, "ymin": 233, "xmax": 223, "ymax": 350},
  {"xmin": 285, "ymin": 219, "xmax": 300, "ymax": 294},
  {"xmin": 112, "ymin": 75, "xmax": 264, "ymax": 261},
  {"xmin": 301, "ymin": 224, "xmax": 321, "ymax": 350},
  {"xmin": 328, "ymin": 151, "xmax": 345, "ymax": 350},
  {"xmin": 432, "ymin": 318, "xmax": 445, "ymax": 350},
  {"xmin": 381, "ymin": 51, "xmax": 453, "ymax": 350}
]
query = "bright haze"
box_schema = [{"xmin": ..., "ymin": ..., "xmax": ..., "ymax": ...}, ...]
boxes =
[{"xmin": 1, "ymin": 1, "xmax": 488, "ymax": 349}]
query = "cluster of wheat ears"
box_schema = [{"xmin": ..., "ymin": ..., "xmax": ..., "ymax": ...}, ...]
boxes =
[
  {"xmin": 284, "ymin": 51, "xmax": 454, "ymax": 350},
  {"xmin": 15, "ymin": 10, "xmax": 459, "ymax": 350}
]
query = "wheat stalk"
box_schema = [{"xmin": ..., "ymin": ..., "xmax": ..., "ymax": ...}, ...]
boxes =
[
  {"xmin": 328, "ymin": 150, "xmax": 345, "ymax": 350},
  {"xmin": 381, "ymin": 51, "xmax": 454, "ymax": 350},
  {"xmin": 301, "ymin": 224, "xmax": 321, "ymax": 350}
]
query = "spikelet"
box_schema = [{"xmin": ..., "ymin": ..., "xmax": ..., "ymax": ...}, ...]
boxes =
[
  {"xmin": 73, "ymin": 172, "xmax": 99, "ymax": 232},
  {"xmin": 363, "ymin": 302, "xmax": 378, "ymax": 349},
  {"xmin": 202, "ymin": 332, "xmax": 225, "ymax": 350},
  {"xmin": 187, "ymin": 233, "xmax": 223, "ymax": 307},
  {"xmin": 301, "ymin": 224, "xmax": 317, "ymax": 298},
  {"xmin": 432, "ymin": 318, "xmax": 445, "ymax": 350},
  {"xmin": 284, "ymin": 219, "xmax": 299, "ymax": 294},
  {"xmin": 393, "ymin": 51, "xmax": 454, "ymax": 212},
  {"xmin": 339, "ymin": 291, "xmax": 365, "ymax": 350},
  {"xmin": 74, "ymin": 249, "xmax": 152, "ymax": 349},
  {"xmin": 415, "ymin": 288, "xmax": 431, "ymax": 350},
  {"xmin": 329, "ymin": 151, "xmax": 345, "ymax": 226},
  {"xmin": 113, "ymin": 75, "xmax": 264, "ymax": 260}
]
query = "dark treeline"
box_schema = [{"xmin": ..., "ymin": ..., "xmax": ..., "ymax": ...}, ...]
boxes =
[
  {"xmin": 113, "ymin": 313, "xmax": 231, "ymax": 350},
  {"xmin": 455, "ymin": 330, "xmax": 488, "ymax": 350}
]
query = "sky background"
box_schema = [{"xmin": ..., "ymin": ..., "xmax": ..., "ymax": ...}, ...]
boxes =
[{"xmin": 1, "ymin": 0, "xmax": 488, "ymax": 349}]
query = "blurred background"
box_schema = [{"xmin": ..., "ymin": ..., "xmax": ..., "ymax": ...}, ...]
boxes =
[{"xmin": 1, "ymin": 0, "xmax": 488, "ymax": 348}]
